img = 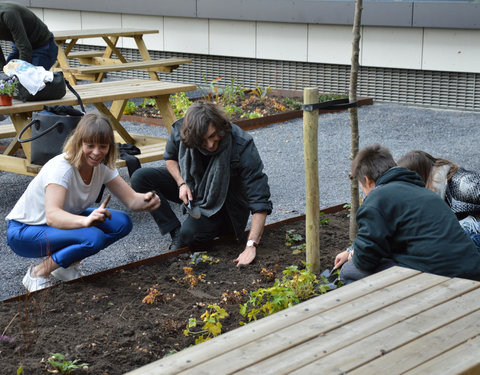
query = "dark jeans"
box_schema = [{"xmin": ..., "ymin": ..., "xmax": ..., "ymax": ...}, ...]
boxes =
[
  {"xmin": 340, "ymin": 258, "xmax": 397, "ymax": 285},
  {"xmin": 131, "ymin": 166, "xmax": 233, "ymax": 246},
  {"xmin": 8, "ymin": 36, "xmax": 58, "ymax": 70}
]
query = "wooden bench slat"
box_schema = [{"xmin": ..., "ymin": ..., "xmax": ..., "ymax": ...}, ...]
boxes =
[
  {"xmin": 0, "ymin": 124, "xmax": 15, "ymax": 138},
  {"xmin": 67, "ymin": 50, "xmax": 105, "ymax": 59},
  {"xmin": 62, "ymin": 58, "xmax": 192, "ymax": 74}
]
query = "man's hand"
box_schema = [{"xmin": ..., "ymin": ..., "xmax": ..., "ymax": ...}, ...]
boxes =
[
  {"xmin": 334, "ymin": 250, "xmax": 349, "ymax": 270},
  {"xmin": 234, "ymin": 246, "xmax": 256, "ymax": 268}
]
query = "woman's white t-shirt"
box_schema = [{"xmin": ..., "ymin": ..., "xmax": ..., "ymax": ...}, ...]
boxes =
[{"xmin": 6, "ymin": 153, "xmax": 118, "ymax": 225}]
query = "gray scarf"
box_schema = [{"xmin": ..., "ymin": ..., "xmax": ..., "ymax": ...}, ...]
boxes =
[{"xmin": 178, "ymin": 134, "xmax": 232, "ymax": 217}]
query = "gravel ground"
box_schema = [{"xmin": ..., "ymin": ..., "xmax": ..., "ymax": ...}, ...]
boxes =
[{"xmin": 2, "ymin": 102, "xmax": 480, "ymax": 300}]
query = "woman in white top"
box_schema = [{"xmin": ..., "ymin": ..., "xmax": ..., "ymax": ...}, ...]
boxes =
[{"xmin": 6, "ymin": 113, "xmax": 160, "ymax": 292}]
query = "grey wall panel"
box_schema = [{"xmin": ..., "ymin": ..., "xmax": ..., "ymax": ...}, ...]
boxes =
[
  {"xmin": 363, "ymin": 2, "xmax": 413, "ymax": 27},
  {"xmin": 29, "ymin": 0, "xmax": 197, "ymax": 17},
  {"xmin": 197, "ymin": 0, "xmax": 355, "ymax": 25},
  {"xmin": 413, "ymin": 2, "xmax": 480, "ymax": 29}
]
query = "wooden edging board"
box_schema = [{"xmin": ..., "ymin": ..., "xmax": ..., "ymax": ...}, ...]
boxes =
[{"xmin": 2, "ymin": 202, "xmax": 347, "ymax": 303}]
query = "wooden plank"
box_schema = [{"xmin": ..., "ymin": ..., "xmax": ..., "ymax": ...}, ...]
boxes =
[
  {"xmin": 0, "ymin": 124, "xmax": 15, "ymax": 138},
  {"xmin": 124, "ymin": 267, "xmax": 421, "ymax": 375},
  {"xmin": 0, "ymin": 155, "xmax": 36, "ymax": 176},
  {"xmin": 180, "ymin": 272, "xmax": 449, "ymax": 375},
  {"xmin": 62, "ymin": 58, "xmax": 192, "ymax": 75},
  {"xmin": 0, "ymin": 80, "xmax": 197, "ymax": 115},
  {"xmin": 54, "ymin": 28, "xmax": 159, "ymax": 41},
  {"xmin": 238, "ymin": 277, "xmax": 480, "ymax": 374},
  {"xmin": 404, "ymin": 335, "xmax": 480, "ymax": 375},
  {"xmin": 350, "ymin": 310, "xmax": 480, "ymax": 374},
  {"xmin": 291, "ymin": 285, "xmax": 480, "ymax": 374},
  {"xmin": 67, "ymin": 50, "xmax": 105, "ymax": 59}
]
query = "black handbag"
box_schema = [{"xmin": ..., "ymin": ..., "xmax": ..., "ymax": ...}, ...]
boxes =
[
  {"xmin": 18, "ymin": 106, "xmax": 84, "ymax": 165},
  {"xmin": 15, "ymin": 71, "xmax": 67, "ymax": 102}
]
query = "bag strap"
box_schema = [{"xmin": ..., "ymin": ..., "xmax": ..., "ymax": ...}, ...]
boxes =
[
  {"xmin": 65, "ymin": 80, "xmax": 86, "ymax": 113},
  {"xmin": 17, "ymin": 118, "xmax": 68, "ymax": 143}
]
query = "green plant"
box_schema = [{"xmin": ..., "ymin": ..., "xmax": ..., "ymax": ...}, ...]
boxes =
[
  {"xmin": 224, "ymin": 104, "xmax": 242, "ymax": 117},
  {"xmin": 47, "ymin": 353, "xmax": 88, "ymax": 374},
  {"xmin": 251, "ymin": 84, "xmax": 271, "ymax": 102},
  {"xmin": 141, "ymin": 97, "xmax": 156, "ymax": 108},
  {"xmin": 0, "ymin": 76, "xmax": 18, "ymax": 96},
  {"xmin": 183, "ymin": 304, "xmax": 229, "ymax": 344},
  {"xmin": 190, "ymin": 251, "xmax": 220, "ymax": 265},
  {"xmin": 123, "ymin": 100, "xmax": 138, "ymax": 115},
  {"xmin": 200, "ymin": 75, "xmax": 223, "ymax": 101},
  {"xmin": 318, "ymin": 92, "xmax": 348, "ymax": 103},
  {"xmin": 285, "ymin": 229, "xmax": 303, "ymax": 247},
  {"xmin": 221, "ymin": 77, "xmax": 246, "ymax": 105},
  {"xmin": 241, "ymin": 111, "xmax": 262, "ymax": 119},
  {"xmin": 284, "ymin": 97, "xmax": 302, "ymax": 110},
  {"xmin": 319, "ymin": 212, "xmax": 330, "ymax": 226},
  {"xmin": 343, "ymin": 202, "xmax": 351, "ymax": 217},
  {"xmin": 169, "ymin": 92, "xmax": 193, "ymax": 118},
  {"xmin": 240, "ymin": 264, "xmax": 319, "ymax": 322}
]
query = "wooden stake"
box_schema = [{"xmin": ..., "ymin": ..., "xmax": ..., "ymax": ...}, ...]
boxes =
[{"xmin": 303, "ymin": 87, "xmax": 320, "ymax": 273}]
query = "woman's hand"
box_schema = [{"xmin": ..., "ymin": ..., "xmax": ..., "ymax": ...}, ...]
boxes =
[{"xmin": 86, "ymin": 194, "xmax": 112, "ymax": 226}]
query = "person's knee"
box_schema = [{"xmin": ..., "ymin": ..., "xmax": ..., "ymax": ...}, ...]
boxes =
[
  {"xmin": 340, "ymin": 260, "xmax": 372, "ymax": 285},
  {"xmin": 130, "ymin": 168, "xmax": 150, "ymax": 192},
  {"xmin": 115, "ymin": 212, "xmax": 133, "ymax": 238}
]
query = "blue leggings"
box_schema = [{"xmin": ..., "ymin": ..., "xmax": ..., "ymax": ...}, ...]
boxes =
[{"xmin": 6, "ymin": 208, "xmax": 132, "ymax": 268}]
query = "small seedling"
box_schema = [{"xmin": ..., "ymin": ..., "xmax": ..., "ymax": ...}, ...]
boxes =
[
  {"xmin": 141, "ymin": 97, "xmax": 156, "ymax": 108},
  {"xmin": 142, "ymin": 284, "xmax": 175, "ymax": 304},
  {"xmin": 319, "ymin": 212, "xmax": 330, "ymax": 226},
  {"xmin": 219, "ymin": 289, "xmax": 248, "ymax": 305},
  {"xmin": 123, "ymin": 100, "xmax": 138, "ymax": 115},
  {"xmin": 172, "ymin": 267, "xmax": 206, "ymax": 289},
  {"xmin": 251, "ymin": 84, "xmax": 271, "ymax": 102},
  {"xmin": 189, "ymin": 252, "xmax": 220, "ymax": 266},
  {"xmin": 260, "ymin": 265, "xmax": 278, "ymax": 282},
  {"xmin": 241, "ymin": 111, "xmax": 262, "ymax": 119},
  {"xmin": 285, "ymin": 229, "xmax": 303, "ymax": 247},
  {"xmin": 183, "ymin": 304, "xmax": 229, "ymax": 344},
  {"xmin": 46, "ymin": 353, "xmax": 88, "ymax": 374},
  {"xmin": 169, "ymin": 92, "xmax": 193, "ymax": 117},
  {"xmin": 343, "ymin": 202, "xmax": 352, "ymax": 217}
]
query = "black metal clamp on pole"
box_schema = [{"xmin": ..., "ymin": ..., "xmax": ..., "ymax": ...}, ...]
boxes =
[{"xmin": 302, "ymin": 98, "xmax": 358, "ymax": 112}]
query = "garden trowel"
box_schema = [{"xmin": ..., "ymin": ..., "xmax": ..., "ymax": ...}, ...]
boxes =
[{"xmin": 185, "ymin": 199, "xmax": 201, "ymax": 219}]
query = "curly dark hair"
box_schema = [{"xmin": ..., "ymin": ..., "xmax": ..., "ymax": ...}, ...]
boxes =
[{"xmin": 180, "ymin": 101, "xmax": 232, "ymax": 148}]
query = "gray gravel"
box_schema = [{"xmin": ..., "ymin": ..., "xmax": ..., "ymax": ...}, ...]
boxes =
[{"xmin": 2, "ymin": 102, "xmax": 480, "ymax": 300}]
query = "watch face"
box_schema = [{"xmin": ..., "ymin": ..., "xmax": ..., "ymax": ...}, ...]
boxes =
[{"xmin": 247, "ymin": 240, "xmax": 256, "ymax": 247}]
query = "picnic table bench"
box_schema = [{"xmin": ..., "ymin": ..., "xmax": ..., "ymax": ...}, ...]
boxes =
[
  {"xmin": 0, "ymin": 79, "xmax": 196, "ymax": 176},
  {"xmin": 126, "ymin": 266, "xmax": 480, "ymax": 375},
  {"xmin": 53, "ymin": 28, "xmax": 192, "ymax": 84}
]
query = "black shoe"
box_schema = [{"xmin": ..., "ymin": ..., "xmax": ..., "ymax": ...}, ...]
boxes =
[{"xmin": 169, "ymin": 227, "xmax": 183, "ymax": 250}]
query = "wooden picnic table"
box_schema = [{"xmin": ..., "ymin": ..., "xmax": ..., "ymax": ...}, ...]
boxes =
[
  {"xmin": 0, "ymin": 79, "xmax": 196, "ymax": 176},
  {"xmin": 53, "ymin": 28, "xmax": 191, "ymax": 84},
  {"xmin": 126, "ymin": 266, "xmax": 480, "ymax": 375}
]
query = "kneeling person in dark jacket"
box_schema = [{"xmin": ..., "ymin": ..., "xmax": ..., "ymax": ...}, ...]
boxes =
[
  {"xmin": 131, "ymin": 101, "xmax": 272, "ymax": 267},
  {"xmin": 335, "ymin": 143, "xmax": 480, "ymax": 284}
]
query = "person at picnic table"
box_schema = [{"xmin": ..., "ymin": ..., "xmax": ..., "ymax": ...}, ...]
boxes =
[
  {"xmin": 131, "ymin": 101, "xmax": 272, "ymax": 267},
  {"xmin": 398, "ymin": 150, "xmax": 480, "ymax": 251},
  {"xmin": 334, "ymin": 143, "xmax": 480, "ymax": 284},
  {"xmin": 5, "ymin": 113, "xmax": 160, "ymax": 292},
  {"xmin": 0, "ymin": 2, "xmax": 58, "ymax": 70}
]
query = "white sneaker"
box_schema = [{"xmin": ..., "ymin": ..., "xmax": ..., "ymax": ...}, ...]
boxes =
[
  {"xmin": 51, "ymin": 264, "xmax": 84, "ymax": 281},
  {"xmin": 22, "ymin": 265, "xmax": 54, "ymax": 292}
]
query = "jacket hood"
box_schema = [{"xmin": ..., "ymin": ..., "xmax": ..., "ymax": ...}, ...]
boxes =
[{"xmin": 376, "ymin": 166, "xmax": 425, "ymax": 188}]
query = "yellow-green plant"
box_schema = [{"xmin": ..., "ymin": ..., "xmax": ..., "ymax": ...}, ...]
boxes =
[
  {"xmin": 241, "ymin": 111, "xmax": 262, "ymax": 119},
  {"xmin": 183, "ymin": 304, "xmax": 229, "ymax": 344},
  {"xmin": 224, "ymin": 104, "xmax": 242, "ymax": 117},
  {"xmin": 251, "ymin": 84, "xmax": 271, "ymax": 102},
  {"xmin": 141, "ymin": 97, "xmax": 156, "ymax": 108},
  {"xmin": 123, "ymin": 100, "xmax": 138, "ymax": 115},
  {"xmin": 221, "ymin": 77, "xmax": 246, "ymax": 105},
  {"xmin": 169, "ymin": 92, "xmax": 193, "ymax": 118},
  {"xmin": 190, "ymin": 251, "xmax": 219, "ymax": 265},
  {"xmin": 240, "ymin": 265, "xmax": 319, "ymax": 322},
  {"xmin": 47, "ymin": 353, "xmax": 88, "ymax": 374}
]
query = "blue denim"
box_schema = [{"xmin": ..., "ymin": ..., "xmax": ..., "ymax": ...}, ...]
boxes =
[
  {"xmin": 7, "ymin": 36, "xmax": 58, "ymax": 70},
  {"xmin": 6, "ymin": 208, "xmax": 132, "ymax": 268},
  {"xmin": 459, "ymin": 216, "xmax": 480, "ymax": 252}
]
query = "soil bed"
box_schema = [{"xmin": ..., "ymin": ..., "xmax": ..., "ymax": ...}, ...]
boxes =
[{"xmin": 0, "ymin": 212, "xmax": 350, "ymax": 374}]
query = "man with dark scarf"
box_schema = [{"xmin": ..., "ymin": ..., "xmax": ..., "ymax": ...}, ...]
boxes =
[{"xmin": 131, "ymin": 101, "xmax": 272, "ymax": 267}]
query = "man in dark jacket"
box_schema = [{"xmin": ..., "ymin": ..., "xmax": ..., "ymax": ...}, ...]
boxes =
[
  {"xmin": 335, "ymin": 143, "xmax": 480, "ymax": 284},
  {"xmin": 0, "ymin": 2, "xmax": 58, "ymax": 70},
  {"xmin": 131, "ymin": 101, "xmax": 272, "ymax": 267}
]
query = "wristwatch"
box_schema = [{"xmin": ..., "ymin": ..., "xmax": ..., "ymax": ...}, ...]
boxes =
[{"xmin": 246, "ymin": 240, "xmax": 258, "ymax": 248}]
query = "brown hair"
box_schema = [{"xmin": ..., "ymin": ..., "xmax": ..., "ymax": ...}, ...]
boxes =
[
  {"xmin": 180, "ymin": 101, "xmax": 231, "ymax": 148},
  {"xmin": 351, "ymin": 144, "xmax": 397, "ymax": 185},
  {"xmin": 63, "ymin": 113, "xmax": 117, "ymax": 169},
  {"xmin": 397, "ymin": 150, "xmax": 458, "ymax": 189}
]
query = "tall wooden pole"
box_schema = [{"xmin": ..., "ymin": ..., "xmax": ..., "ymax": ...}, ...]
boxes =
[
  {"xmin": 303, "ymin": 87, "xmax": 320, "ymax": 273},
  {"xmin": 348, "ymin": 0, "xmax": 363, "ymax": 241}
]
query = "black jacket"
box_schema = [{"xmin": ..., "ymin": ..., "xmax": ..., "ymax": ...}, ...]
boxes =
[
  {"xmin": 353, "ymin": 166, "xmax": 480, "ymax": 281},
  {"xmin": 0, "ymin": 2, "xmax": 52, "ymax": 67},
  {"xmin": 164, "ymin": 120, "xmax": 272, "ymax": 240}
]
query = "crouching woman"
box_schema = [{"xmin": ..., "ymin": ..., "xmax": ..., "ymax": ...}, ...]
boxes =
[{"xmin": 5, "ymin": 113, "xmax": 160, "ymax": 292}]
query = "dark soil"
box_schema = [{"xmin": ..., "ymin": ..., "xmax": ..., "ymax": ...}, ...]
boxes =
[
  {"xmin": 0, "ymin": 212, "xmax": 350, "ymax": 374},
  {"xmin": 132, "ymin": 92, "xmax": 303, "ymax": 123}
]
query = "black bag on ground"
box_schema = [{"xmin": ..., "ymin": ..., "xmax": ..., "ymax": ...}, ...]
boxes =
[
  {"xmin": 18, "ymin": 105, "xmax": 84, "ymax": 165},
  {"xmin": 15, "ymin": 71, "xmax": 67, "ymax": 102}
]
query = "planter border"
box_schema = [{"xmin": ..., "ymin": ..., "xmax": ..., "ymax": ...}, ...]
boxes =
[
  {"xmin": 121, "ymin": 96, "xmax": 373, "ymax": 130},
  {"xmin": 2, "ymin": 202, "xmax": 347, "ymax": 303}
]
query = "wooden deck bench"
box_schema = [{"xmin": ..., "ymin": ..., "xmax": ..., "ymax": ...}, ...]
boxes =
[
  {"xmin": 0, "ymin": 123, "xmax": 15, "ymax": 139},
  {"xmin": 66, "ymin": 50, "xmax": 105, "ymax": 59},
  {"xmin": 0, "ymin": 79, "xmax": 196, "ymax": 176}
]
